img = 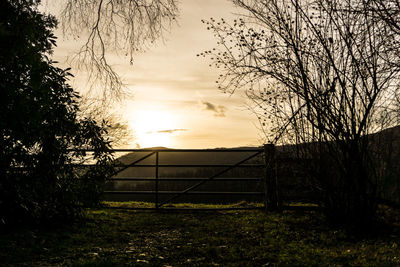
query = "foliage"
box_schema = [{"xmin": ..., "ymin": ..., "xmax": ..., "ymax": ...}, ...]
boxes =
[
  {"xmin": 202, "ymin": 0, "xmax": 400, "ymax": 227},
  {"xmin": 0, "ymin": 0, "xmax": 114, "ymax": 226},
  {"xmin": 0, "ymin": 203, "xmax": 399, "ymax": 266}
]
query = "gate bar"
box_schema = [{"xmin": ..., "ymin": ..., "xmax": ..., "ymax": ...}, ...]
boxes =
[
  {"xmin": 110, "ymin": 151, "xmax": 156, "ymax": 177},
  {"xmin": 111, "ymin": 164, "xmax": 264, "ymax": 168},
  {"xmin": 105, "ymin": 191, "xmax": 263, "ymax": 195},
  {"xmin": 108, "ymin": 177, "xmax": 262, "ymax": 181}
]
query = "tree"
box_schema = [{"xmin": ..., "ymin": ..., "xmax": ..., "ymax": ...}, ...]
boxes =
[
  {"xmin": 370, "ymin": 0, "xmax": 400, "ymax": 119},
  {"xmin": 48, "ymin": 0, "xmax": 179, "ymax": 147},
  {"xmin": 370, "ymin": 0, "xmax": 400, "ymax": 34},
  {"xmin": 0, "ymin": 0, "xmax": 113, "ymax": 226},
  {"xmin": 56, "ymin": 0, "xmax": 179, "ymax": 100},
  {"xmin": 203, "ymin": 0, "xmax": 400, "ymax": 227},
  {"xmin": 78, "ymin": 96, "xmax": 134, "ymax": 147}
]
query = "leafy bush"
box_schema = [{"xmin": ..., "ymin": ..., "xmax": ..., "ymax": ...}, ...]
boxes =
[{"xmin": 0, "ymin": 0, "xmax": 114, "ymax": 226}]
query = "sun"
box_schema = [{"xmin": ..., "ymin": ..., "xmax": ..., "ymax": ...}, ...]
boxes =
[{"xmin": 130, "ymin": 110, "xmax": 178, "ymax": 148}]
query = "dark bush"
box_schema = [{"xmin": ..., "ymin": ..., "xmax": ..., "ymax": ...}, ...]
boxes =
[{"xmin": 0, "ymin": 0, "xmax": 114, "ymax": 226}]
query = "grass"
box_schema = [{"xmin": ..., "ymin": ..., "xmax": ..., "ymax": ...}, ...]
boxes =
[{"xmin": 0, "ymin": 202, "xmax": 399, "ymax": 266}]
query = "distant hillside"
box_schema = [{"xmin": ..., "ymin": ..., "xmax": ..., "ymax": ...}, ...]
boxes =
[
  {"xmin": 114, "ymin": 126, "xmax": 400, "ymax": 170},
  {"xmin": 369, "ymin": 125, "xmax": 400, "ymax": 153},
  {"xmin": 115, "ymin": 147, "xmax": 263, "ymax": 166}
]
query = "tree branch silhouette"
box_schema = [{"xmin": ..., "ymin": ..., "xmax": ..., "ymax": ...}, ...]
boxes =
[{"xmin": 59, "ymin": 0, "xmax": 179, "ymax": 100}]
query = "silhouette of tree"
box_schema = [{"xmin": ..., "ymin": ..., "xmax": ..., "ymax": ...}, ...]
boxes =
[
  {"xmin": 0, "ymin": 0, "xmax": 114, "ymax": 226},
  {"xmin": 370, "ymin": 0, "xmax": 400, "ymax": 114},
  {"xmin": 370, "ymin": 0, "xmax": 400, "ymax": 34},
  {"xmin": 203, "ymin": 0, "xmax": 400, "ymax": 227},
  {"xmin": 57, "ymin": 0, "xmax": 179, "ymax": 99},
  {"xmin": 78, "ymin": 96, "xmax": 134, "ymax": 147}
]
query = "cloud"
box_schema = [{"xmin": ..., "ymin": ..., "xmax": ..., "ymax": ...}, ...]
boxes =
[
  {"xmin": 146, "ymin": 129, "xmax": 188, "ymax": 134},
  {"xmin": 200, "ymin": 101, "xmax": 227, "ymax": 117}
]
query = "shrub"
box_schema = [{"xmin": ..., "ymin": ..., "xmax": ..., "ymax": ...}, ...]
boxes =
[{"xmin": 0, "ymin": 0, "xmax": 113, "ymax": 226}]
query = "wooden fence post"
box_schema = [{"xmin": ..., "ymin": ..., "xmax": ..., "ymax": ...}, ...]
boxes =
[{"xmin": 264, "ymin": 144, "xmax": 279, "ymax": 212}]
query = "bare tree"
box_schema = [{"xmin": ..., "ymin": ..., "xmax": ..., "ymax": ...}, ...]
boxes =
[
  {"xmin": 76, "ymin": 96, "xmax": 135, "ymax": 148},
  {"xmin": 57, "ymin": 0, "xmax": 179, "ymax": 100},
  {"xmin": 46, "ymin": 0, "xmax": 179, "ymax": 147},
  {"xmin": 370, "ymin": 0, "xmax": 400, "ymax": 121},
  {"xmin": 370, "ymin": 0, "xmax": 400, "ymax": 33},
  {"xmin": 203, "ymin": 0, "xmax": 400, "ymax": 226}
]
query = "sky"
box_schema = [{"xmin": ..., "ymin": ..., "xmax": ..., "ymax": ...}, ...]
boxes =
[{"xmin": 52, "ymin": 0, "xmax": 264, "ymax": 149}]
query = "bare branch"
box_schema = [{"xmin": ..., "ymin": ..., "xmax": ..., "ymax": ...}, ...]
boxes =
[{"xmin": 58, "ymin": 0, "xmax": 179, "ymax": 100}]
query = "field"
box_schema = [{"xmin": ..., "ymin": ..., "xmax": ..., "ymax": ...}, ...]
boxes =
[{"xmin": 1, "ymin": 202, "xmax": 399, "ymax": 266}]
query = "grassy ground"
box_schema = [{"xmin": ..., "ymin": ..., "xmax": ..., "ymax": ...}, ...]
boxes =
[{"xmin": 0, "ymin": 202, "xmax": 399, "ymax": 266}]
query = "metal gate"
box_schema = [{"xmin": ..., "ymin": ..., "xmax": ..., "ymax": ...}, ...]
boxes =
[{"xmin": 104, "ymin": 148, "xmax": 266, "ymax": 210}]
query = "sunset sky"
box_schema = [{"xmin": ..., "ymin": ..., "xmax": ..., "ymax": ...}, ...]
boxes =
[{"xmin": 52, "ymin": 0, "xmax": 264, "ymax": 149}]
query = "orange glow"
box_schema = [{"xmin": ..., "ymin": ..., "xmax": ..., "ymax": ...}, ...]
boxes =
[{"xmin": 130, "ymin": 110, "xmax": 179, "ymax": 148}]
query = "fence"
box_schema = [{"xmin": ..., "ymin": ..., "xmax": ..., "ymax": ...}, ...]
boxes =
[{"xmin": 97, "ymin": 145, "xmax": 281, "ymax": 211}]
